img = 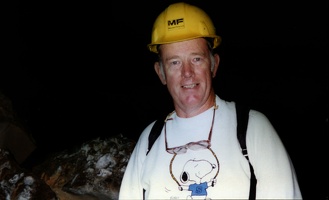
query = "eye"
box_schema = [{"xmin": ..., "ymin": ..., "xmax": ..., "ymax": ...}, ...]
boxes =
[
  {"xmin": 180, "ymin": 171, "xmax": 189, "ymax": 183},
  {"xmin": 172, "ymin": 60, "xmax": 180, "ymax": 65},
  {"xmin": 168, "ymin": 60, "xmax": 182, "ymax": 69},
  {"xmin": 194, "ymin": 57, "xmax": 201, "ymax": 62},
  {"xmin": 192, "ymin": 57, "xmax": 203, "ymax": 63}
]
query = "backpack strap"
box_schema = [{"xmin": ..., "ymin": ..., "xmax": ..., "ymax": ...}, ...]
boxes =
[
  {"xmin": 235, "ymin": 102, "xmax": 257, "ymax": 200},
  {"xmin": 144, "ymin": 113, "xmax": 167, "ymax": 199},
  {"xmin": 146, "ymin": 113, "xmax": 167, "ymax": 155}
]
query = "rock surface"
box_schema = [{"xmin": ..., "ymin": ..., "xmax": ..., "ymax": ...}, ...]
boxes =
[
  {"xmin": 33, "ymin": 135, "xmax": 136, "ymax": 200},
  {"xmin": 1, "ymin": 91, "xmax": 136, "ymax": 199},
  {"xmin": 0, "ymin": 148, "xmax": 58, "ymax": 200},
  {"xmin": 0, "ymin": 134, "xmax": 135, "ymax": 200}
]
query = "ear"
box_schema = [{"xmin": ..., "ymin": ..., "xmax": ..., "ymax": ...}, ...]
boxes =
[
  {"xmin": 154, "ymin": 62, "xmax": 167, "ymax": 85},
  {"xmin": 211, "ymin": 54, "xmax": 220, "ymax": 78}
]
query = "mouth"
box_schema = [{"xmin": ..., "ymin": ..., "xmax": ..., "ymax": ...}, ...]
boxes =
[{"xmin": 182, "ymin": 83, "xmax": 199, "ymax": 89}]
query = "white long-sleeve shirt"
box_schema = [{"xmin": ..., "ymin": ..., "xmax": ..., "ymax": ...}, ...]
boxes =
[{"xmin": 119, "ymin": 96, "xmax": 302, "ymax": 199}]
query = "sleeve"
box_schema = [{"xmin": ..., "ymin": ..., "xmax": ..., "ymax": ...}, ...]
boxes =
[
  {"xmin": 247, "ymin": 110, "xmax": 302, "ymax": 199},
  {"xmin": 118, "ymin": 121, "xmax": 155, "ymax": 200}
]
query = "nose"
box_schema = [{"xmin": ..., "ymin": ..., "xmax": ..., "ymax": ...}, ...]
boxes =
[{"xmin": 181, "ymin": 62, "xmax": 194, "ymax": 78}]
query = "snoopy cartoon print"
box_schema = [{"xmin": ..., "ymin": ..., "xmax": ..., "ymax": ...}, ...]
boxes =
[{"xmin": 178, "ymin": 158, "xmax": 217, "ymax": 199}]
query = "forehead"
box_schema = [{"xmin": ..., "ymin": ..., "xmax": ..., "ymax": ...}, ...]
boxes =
[{"xmin": 159, "ymin": 38, "xmax": 209, "ymax": 57}]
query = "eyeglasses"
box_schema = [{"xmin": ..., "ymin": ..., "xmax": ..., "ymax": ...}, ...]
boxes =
[{"xmin": 164, "ymin": 103, "xmax": 218, "ymax": 155}]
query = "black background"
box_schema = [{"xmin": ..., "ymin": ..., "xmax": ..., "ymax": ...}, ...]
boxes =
[{"xmin": 4, "ymin": 0, "xmax": 328, "ymax": 199}]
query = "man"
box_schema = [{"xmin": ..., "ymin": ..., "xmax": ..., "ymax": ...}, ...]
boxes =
[{"xmin": 119, "ymin": 2, "xmax": 302, "ymax": 199}]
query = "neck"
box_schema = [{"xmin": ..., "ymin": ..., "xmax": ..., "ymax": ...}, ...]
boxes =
[{"xmin": 174, "ymin": 93, "xmax": 217, "ymax": 118}]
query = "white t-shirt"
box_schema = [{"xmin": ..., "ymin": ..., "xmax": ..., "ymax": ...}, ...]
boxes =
[{"xmin": 119, "ymin": 95, "xmax": 302, "ymax": 199}]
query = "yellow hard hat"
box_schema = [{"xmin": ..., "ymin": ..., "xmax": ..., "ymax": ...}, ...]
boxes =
[{"xmin": 147, "ymin": 2, "xmax": 221, "ymax": 53}]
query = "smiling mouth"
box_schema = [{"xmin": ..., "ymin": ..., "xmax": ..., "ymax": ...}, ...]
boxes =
[{"xmin": 182, "ymin": 83, "xmax": 199, "ymax": 89}]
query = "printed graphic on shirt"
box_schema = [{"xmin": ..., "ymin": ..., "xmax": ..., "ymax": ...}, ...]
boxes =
[{"xmin": 168, "ymin": 148, "xmax": 220, "ymax": 199}]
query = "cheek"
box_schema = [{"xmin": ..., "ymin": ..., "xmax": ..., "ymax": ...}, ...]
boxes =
[
  {"xmin": 165, "ymin": 78, "xmax": 176, "ymax": 89},
  {"xmin": 165, "ymin": 76, "xmax": 180, "ymax": 94},
  {"xmin": 165, "ymin": 71, "xmax": 179, "ymax": 82},
  {"xmin": 202, "ymin": 69, "xmax": 213, "ymax": 79}
]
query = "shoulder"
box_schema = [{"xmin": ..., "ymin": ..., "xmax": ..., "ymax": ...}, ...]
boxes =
[
  {"xmin": 247, "ymin": 109, "xmax": 281, "ymax": 146},
  {"xmin": 216, "ymin": 96, "xmax": 236, "ymax": 114},
  {"xmin": 130, "ymin": 120, "xmax": 157, "ymax": 156},
  {"xmin": 139, "ymin": 120, "xmax": 157, "ymax": 143},
  {"xmin": 248, "ymin": 109, "xmax": 273, "ymax": 129}
]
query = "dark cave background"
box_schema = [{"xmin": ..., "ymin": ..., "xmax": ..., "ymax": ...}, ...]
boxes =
[{"xmin": 3, "ymin": 1, "xmax": 328, "ymax": 199}]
